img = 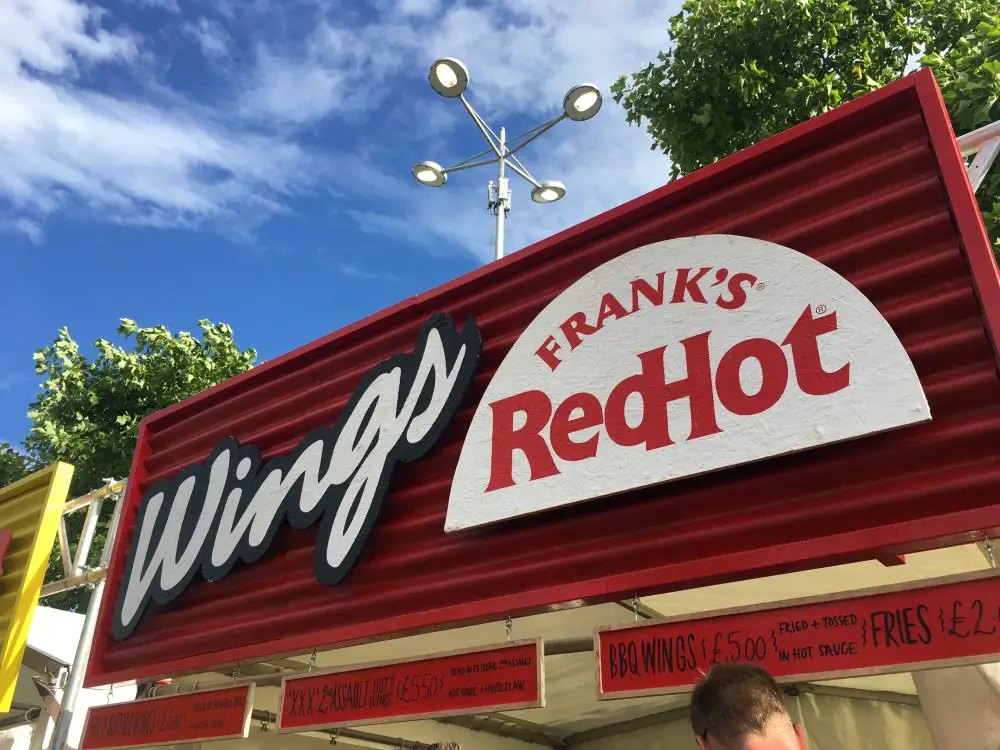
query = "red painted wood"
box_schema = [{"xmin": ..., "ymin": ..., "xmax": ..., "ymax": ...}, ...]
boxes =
[
  {"xmin": 876, "ymin": 554, "xmax": 907, "ymax": 567},
  {"xmin": 0, "ymin": 529, "xmax": 13, "ymax": 576},
  {"xmin": 597, "ymin": 574, "xmax": 1000, "ymax": 698},
  {"xmin": 85, "ymin": 68, "xmax": 1000, "ymax": 687},
  {"xmin": 80, "ymin": 686, "xmax": 251, "ymax": 750},
  {"xmin": 278, "ymin": 641, "xmax": 542, "ymax": 731},
  {"xmin": 914, "ymin": 73, "xmax": 1000, "ymax": 366}
]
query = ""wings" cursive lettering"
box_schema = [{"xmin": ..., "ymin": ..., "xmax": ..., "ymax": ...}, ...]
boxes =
[{"xmin": 112, "ymin": 313, "xmax": 482, "ymax": 640}]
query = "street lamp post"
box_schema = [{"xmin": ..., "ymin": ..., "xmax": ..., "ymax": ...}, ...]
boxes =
[{"xmin": 412, "ymin": 57, "xmax": 602, "ymax": 261}]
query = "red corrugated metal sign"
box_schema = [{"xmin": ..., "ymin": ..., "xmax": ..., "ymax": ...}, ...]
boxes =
[{"xmin": 85, "ymin": 69, "xmax": 1000, "ymax": 687}]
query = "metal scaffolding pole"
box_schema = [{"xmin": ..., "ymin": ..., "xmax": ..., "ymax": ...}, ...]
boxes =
[
  {"xmin": 47, "ymin": 488, "xmax": 125, "ymax": 750},
  {"xmin": 148, "ymin": 637, "xmax": 596, "ymax": 698},
  {"xmin": 957, "ymin": 119, "xmax": 1000, "ymax": 194},
  {"xmin": 251, "ymin": 710, "xmax": 437, "ymax": 749}
]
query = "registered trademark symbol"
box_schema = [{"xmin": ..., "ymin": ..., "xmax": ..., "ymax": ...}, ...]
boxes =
[
  {"xmin": 816, "ymin": 304, "xmax": 828, "ymax": 315},
  {"xmin": 755, "ymin": 282, "xmax": 765, "ymax": 292}
]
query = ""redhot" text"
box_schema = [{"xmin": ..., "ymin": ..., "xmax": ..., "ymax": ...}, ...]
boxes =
[{"xmin": 487, "ymin": 305, "xmax": 849, "ymax": 492}]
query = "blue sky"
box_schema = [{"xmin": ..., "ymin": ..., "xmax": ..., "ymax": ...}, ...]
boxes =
[{"xmin": 0, "ymin": 0, "xmax": 678, "ymax": 447}]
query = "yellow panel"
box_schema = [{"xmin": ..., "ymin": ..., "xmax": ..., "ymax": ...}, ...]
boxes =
[{"xmin": 0, "ymin": 463, "xmax": 74, "ymax": 712}]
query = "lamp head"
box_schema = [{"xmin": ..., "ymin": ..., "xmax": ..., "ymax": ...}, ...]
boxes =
[
  {"xmin": 563, "ymin": 84, "xmax": 602, "ymax": 121},
  {"xmin": 428, "ymin": 58, "xmax": 469, "ymax": 98},
  {"xmin": 531, "ymin": 180, "xmax": 566, "ymax": 204},
  {"xmin": 412, "ymin": 161, "xmax": 447, "ymax": 187}
]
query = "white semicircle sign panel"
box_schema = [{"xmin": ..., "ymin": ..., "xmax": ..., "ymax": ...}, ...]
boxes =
[{"xmin": 445, "ymin": 234, "xmax": 931, "ymax": 533}]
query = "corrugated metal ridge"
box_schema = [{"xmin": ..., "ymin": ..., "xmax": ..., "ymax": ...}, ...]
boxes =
[
  {"xmin": 119, "ymin": 135, "xmax": 968, "ymax": 568},
  {"xmin": 144, "ymin": 114, "xmax": 934, "ymax": 472},
  {"xmin": 143, "ymin": 199, "xmax": 956, "ymax": 490},
  {"xmin": 142, "ymin": 90, "xmax": 925, "ymax": 439}
]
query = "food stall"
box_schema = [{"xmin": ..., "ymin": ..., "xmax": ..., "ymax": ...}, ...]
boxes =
[{"xmin": 69, "ymin": 68, "xmax": 1000, "ymax": 749}]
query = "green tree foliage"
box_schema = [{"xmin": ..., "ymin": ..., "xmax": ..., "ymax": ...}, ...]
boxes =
[
  {"xmin": 0, "ymin": 441, "xmax": 35, "ymax": 488},
  {"xmin": 612, "ymin": 0, "xmax": 999, "ymax": 247},
  {"xmin": 18, "ymin": 319, "xmax": 258, "ymax": 611},
  {"xmin": 925, "ymin": 15, "xmax": 1000, "ymax": 248}
]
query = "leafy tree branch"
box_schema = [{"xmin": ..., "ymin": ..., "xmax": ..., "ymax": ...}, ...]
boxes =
[{"xmin": 613, "ymin": 0, "xmax": 999, "ymax": 247}]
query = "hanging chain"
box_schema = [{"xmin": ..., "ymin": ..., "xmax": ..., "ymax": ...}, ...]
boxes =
[
  {"xmin": 106, "ymin": 683, "xmax": 114, "ymax": 704},
  {"xmin": 259, "ymin": 718, "xmax": 270, "ymax": 733},
  {"xmin": 504, "ymin": 617, "xmax": 513, "ymax": 642},
  {"xmin": 329, "ymin": 728, "xmax": 340, "ymax": 745},
  {"xmin": 632, "ymin": 595, "xmax": 640, "ymax": 622},
  {"xmin": 232, "ymin": 663, "xmax": 241, "ymax": 683},
  {"xmin": 985, "ymin": 537, "xmax": 997, "ymax": 569},
  {"xmin": 309, "ymin": 650, "xmax": 318, "ymax": 673}
]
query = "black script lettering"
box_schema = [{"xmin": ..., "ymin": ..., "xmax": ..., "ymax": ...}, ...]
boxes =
[
  {"xmin": 320, "ymin": 680, "xmax": 371, "ymax": 713},
  {"xmin": 156, "ymin": 710, "xmax": 182, "ymax": 732},
  {"xmin": 112, "ymin": 314, "xmax": 482, "ymax": 639},
  {"xmin": 370, "ymin": 677, "xmax": 394, "ymax": 708},
  {"xmin": 287, "ymin": 687, "xmax": 320, "ymax": 719},
  {"xmin": 870, "ymin": 610, "xmax": 903, "ymax": 648},
  {"xmin": 710, "ymin": 633, "xmax": 724, "ymax": 665},
  {"xmin": 778, "ymin": 620, "xmax": 809, "ymax": 635},
  {"xmin": 481, "ymin": 680, "xmax": 525, "ymax": 696},
  {"xmin": 972, "ymin": 599, "xmax": 997, "ymax": 636},
  {"xmin": 499, "ymin": 657, "xmax": 533, "ymax": 670},
  {"xmin": 949, "ymin": 601, "xmax": 970, "ymax": 639},
  {"xmin": 613, "ymin": 641, "xmax": 640, "ymax": 678},
  {"xmin": 900, "ymin": 607, "xmax": 923, "ymax": 645},
  {"xmin": 822, "ymin": 614, "xmax": 858, "ymax": 628},
  {"xmin": 818, "ymin": 642, "xmax": 858, "ymax": 658},
  {"xmin": 915, "ymin": 604, "xmax": 933, "ymax": 644},
  {"xmin": 639, "ymin": 635, "xmax": 700, "ymax": 675},
  {"xmin": 96, "ymin": 709, "xmax": 157, "ymax": 740}
]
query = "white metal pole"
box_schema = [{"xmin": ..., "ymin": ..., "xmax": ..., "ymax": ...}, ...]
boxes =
[
  {"xmin": 967, "ymin": 139, "xmax": 1000, "ymax": 193},
  {"xmin": 957, "ymin": 119, "xmax": 1000, "ymax": 157},
  {"xmin": 28, "ymin": 706, "xmax": 49, "ymax": 750},
  {"xmin": 48, "ymin": 491, "xmax": 125, "ymax": 750},
  {"xmin": 494, "ymin": 127, "xmax": 506, "ymax": 261},
  {"xmin": 72, "ymin": 497, "xmax": 103, "ymax": 575}
]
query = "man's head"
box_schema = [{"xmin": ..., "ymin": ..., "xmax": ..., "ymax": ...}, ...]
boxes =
[{"xmin": 690, "ymin": 664, "xmax": 807, "ymax": 750}]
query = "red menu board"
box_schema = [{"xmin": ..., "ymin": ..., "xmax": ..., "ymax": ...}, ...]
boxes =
[
  {"xmin": 597, "ymin": 572, "xmax": 1000, "ymax": 699},
  {"xmin": 80, "ymin": 685, "xmax": 253, "ymax": 750},
  {"xmin": 277, "ymin": 640, "xmax": 544, "ymax": 731}
]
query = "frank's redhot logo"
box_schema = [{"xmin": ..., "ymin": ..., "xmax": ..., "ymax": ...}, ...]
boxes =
[{"xmin": 446, "ymin": 235, "xmax": 930, "ymax": 532}]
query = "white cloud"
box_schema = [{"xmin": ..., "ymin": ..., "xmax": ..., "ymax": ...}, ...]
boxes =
[
  {"xmin": 238, "ymin": 21, "xmax": 423, "ymax": 125},
  {"xmin": 240, "ymin": 47, "xmax": 351, "ymax": 125},
  {"xmin": 0, "ymin": 0, "xmax": 325, "ymax": 235},
  {"xmin": 252, "ymin": 0, "xmax": 679, "ymax": 261},
  {"xmin": 1, "ymin": 0, "xmax": 680, "ymax": 258},
  {"xmin": 183, "ymin": 17, "xmax": 231, "ymax": 59},
  {"xmin": 0, "ymin": 0, "xmax": 137, "ymax": 77},
  {"xmin": 395, "ymin": 0, "xmax": 441, "ymax": 17},
  {"xmin": 0, "ymin": 217, "xmax": 44, "ymax": 244},
  {"xmin": 128, "ymin": 0, "xmax": 180, "ymax": 12}
]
